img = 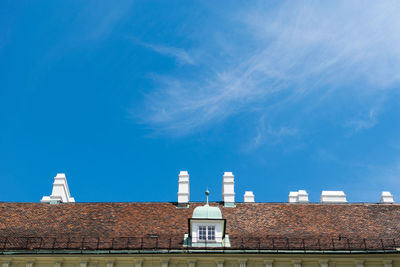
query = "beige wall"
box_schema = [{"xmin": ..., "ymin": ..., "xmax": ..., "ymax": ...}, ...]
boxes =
[{"xmin": 1, "ymin": 254, "xmax": 399, "ymax": 267}]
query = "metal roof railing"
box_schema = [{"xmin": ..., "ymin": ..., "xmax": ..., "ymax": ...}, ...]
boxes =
[{"xmin": 0, "ymin": 235, "xmax": 398, "ymax": 252}]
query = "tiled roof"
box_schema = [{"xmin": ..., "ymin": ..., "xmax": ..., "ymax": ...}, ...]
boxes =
[{"xmin": 0, "ymin": 202, "xmax": 399, "ymax": 251}]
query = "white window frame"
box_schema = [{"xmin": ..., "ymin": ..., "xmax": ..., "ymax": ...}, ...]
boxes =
[
  {"xmin": 207, "ymin": 225, "xmax": 215, "ymax": 241},
  {"xmin": 198, "ymin": 225, "xmax": 216, "ymax": 242},
  {"xmin": 198, "ymin": 225, "xmax": 207, "ymax": 241}
]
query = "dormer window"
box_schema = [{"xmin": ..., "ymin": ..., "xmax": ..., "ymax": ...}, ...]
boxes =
[{"xmin": 183, "ymin": 190, "xmax": 231, "ymax": 247}]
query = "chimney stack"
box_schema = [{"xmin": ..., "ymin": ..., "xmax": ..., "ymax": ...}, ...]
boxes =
[
  {"xmin": 320, "ymin": 191, "xmax": 347, "ymax": 203},
  {"xmin": 288, "ymin": 190, "xmax": 309, "ymax": 203},
  {"xmin": 222, "ymin": 172, "xmax": 235, "ymax": 207},
  {"xmin": 41, "ymin": 173, "xmax": 75, "ymax": 204},
  {"xmin": 177, "ymin": 171, "xmax": 190, "ymax": 207},
  {"xmin": 243, "ymin": 191, "xmax": 255, "ymax": 203},
  {"xmin": 380, "ymin": 191, "xmax": 394, "ymax": 203}
]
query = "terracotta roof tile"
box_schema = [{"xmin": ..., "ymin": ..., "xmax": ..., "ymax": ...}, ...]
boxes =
[{"xmin": 0, "ymin": 202, "xmax": 399, "ymax": 251}]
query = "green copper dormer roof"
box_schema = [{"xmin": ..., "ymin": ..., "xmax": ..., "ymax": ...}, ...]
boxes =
[
  {"xmin": 192, "ymin": 190, "xmax": 223, "ymax": 219},
  {"xmin": 192, "ymin": 204, "xmax": 222, "ymax": 219}
]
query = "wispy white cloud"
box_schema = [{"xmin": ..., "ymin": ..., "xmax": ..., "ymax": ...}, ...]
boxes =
[
  {"xmin": 142, "ymin": 43, "xmax": 195, "ymax": 65},
  {"xmin": 139, "ymin": 1, "xmax": 400, "ymax": 138},
  {"xmin": 251, "ymin": 116, "xmax": 299, "ymax": 148},
  {"xmin": 344, "ymin": 109, "xmax": 378, "ymax": 134},
  {"xmin": 128, "ymin": 36, "xmax": 195, "ymax": 65}
]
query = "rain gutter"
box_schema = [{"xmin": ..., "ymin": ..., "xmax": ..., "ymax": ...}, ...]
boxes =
[{"xmin": 1, "ymin": 249, "xmax": 400, "ymax": 255}]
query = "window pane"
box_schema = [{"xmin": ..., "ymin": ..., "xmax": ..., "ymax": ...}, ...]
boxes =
[
  {"xmin": 207, "ymin": 226, "xmax": 215, "ymax": 241},
  {"xmin": 199, "ymin": 226, "xmax": 207, "ymax": 240}
]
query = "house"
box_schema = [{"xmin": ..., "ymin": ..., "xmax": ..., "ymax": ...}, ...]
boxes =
[{"xmin": 0, "ymin": 172, "xmax": 399, "ymax": 267}]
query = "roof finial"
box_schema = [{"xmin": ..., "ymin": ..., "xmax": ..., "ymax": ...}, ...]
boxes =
[{"xmin": 205, "ymin": 189, "xmax": 210, "ymax": 205}]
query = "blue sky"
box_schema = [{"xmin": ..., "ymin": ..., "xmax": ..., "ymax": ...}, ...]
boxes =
[{"xmin": 1, "ymin": 1, "xmax": 400, "ymax": 203}]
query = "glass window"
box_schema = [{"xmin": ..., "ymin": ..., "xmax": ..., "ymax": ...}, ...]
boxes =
[
  {"xmin": 207, "ymin": 226, "xmax": 215, "ymax": 241},
  {"xmin": 198, "ymin": 225, "xmax": 216, "ymax": 241},
  {"xmin": 199, "ymin": 226, "xmax": 207, "ymax": 240}
]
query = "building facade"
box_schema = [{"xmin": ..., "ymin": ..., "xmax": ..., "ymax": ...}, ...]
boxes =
[{"xmin": 1, "ymin": 172, "xmax": 399, "ymax": 267}]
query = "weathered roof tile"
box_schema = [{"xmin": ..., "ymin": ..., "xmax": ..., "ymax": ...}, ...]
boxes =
[{"xmin": 0, "ymin": 202, "xmax": 399, "ymax": 251}]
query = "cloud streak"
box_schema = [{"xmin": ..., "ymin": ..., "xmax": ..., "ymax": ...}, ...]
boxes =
[
  {"xmin": 251, "ymin": 116, "xmax": 299, "ymax": 148},
  {"xmin": 129, "ymin": 37, "xmax": 195, "ymax": 65},
  {"xmin": 139, "ymin": 1, "xmax": 400, "ymax": 140},
  {"xmin": 142, "ymin": 43, "xmax": 195, "ymax": 65},
  {"xmin": 344, "ymin": 109, "xmax": 378, "ymax": 134}
]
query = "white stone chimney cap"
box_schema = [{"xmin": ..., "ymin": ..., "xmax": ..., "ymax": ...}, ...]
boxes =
[
  {"xmin": 222, "ymin": 171, "xmax": 235, "ymax": 207},
  {"xmin": 380, "ymin": 191, "xmax": 394, "ymax": 203},
  {"xmin": 41, "ymin": 173, "xmax": 75, "ymax": 204},
  {"xmin": 322, "ymin": 190, "xmax": 346, "ymax": 196},
  {"xmin": 177, "ymin": 170, "xmax": 190, "ymax": 207},
  {"xmin": 288, "ymin": 190, "xmax": 309, "ymax": 203},
  {"xmin": 244, "ymin": 191, "xmax": 255, "ymax": 203},
  {"xmin": 288, "ymin": 191, "xmax": 298, "ymax": 203},
  {"xmin": 320, "ymin": 190, "xmax": 347, "ymax": 203}
]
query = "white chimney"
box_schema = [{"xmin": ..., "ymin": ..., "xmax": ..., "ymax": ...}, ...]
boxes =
[
  {"xmin": 320, "ymin": 191, "xmax": 347, "ymax": 203},
  {"xmin": 288, "ymin": 190, "xmax": 309, "ymax": 203},
  {"xmin": 243, "ymin": 191, "xmax": 255, "ymax": 203},
  {"xmin": 177, "ymin": 171, "xmax": 190, "ymax": 207},
  {"xmin": 380, "ymin": 191, "xmax": 394, "ymax": 203},
  {"xmin": 41, "ymin": 173, "xmax": 75, "ymax": 204},
  {"xmin": 288, "ymin": 191, "xmax": 298, "ymax": 203},
  {"xmin": 298, "ymin": 190, "xmax": 309, "ymax": 202},
  {"xmin": 222, "ymin": 172, "xmax": 235, "ymax": 207}
]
